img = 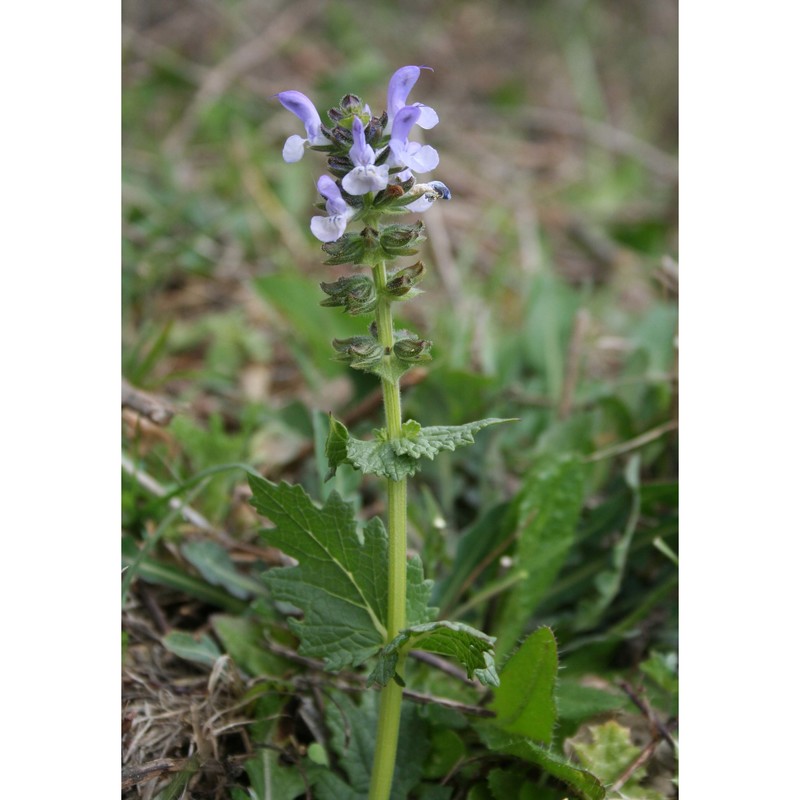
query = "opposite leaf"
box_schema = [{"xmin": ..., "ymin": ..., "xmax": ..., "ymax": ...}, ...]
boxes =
[
  {"xmin": 367, "ymin": 620, "xmax": 499, "ymax": 688},
  {"xmin": 489, "ymin": 626, "xmax": 558, "ymax": 745},
  {"xmin": 327, "ymin": 415, "xmax": 514, "ymax": 481}
]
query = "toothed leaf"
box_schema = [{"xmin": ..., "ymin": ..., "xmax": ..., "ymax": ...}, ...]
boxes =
[
  {"xmin": 248, "ymin": 475, "xmax": 434, "ymax": 672},
  {"xmin": 367, "ymin": 620, "xmax": 499, "ymax": 688}
]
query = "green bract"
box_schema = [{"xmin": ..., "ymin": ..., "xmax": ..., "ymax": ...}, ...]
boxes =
[{"xmin": 326, "ymin": 415, "xmax": 515, "ymax": 481}]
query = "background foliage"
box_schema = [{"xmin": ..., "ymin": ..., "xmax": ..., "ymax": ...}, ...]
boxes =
[{"xmin": 122, "ymin": 1, "xmax": 677, "ymax": 797}]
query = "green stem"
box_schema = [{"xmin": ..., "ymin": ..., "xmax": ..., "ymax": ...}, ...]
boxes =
[{"xmin": 368, "ymin": 261, "xmax": 408, "ymax": 800}]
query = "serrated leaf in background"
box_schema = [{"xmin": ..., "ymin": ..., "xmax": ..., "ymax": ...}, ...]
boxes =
[
  {"xmin": 494, "ymin": 454, "xmax": 586, "ymax": 658},
  {"xmin": 477, "ymin": 725, "xmax": 606, "ymax": 800},
  {"xmin": 490, "ymin": 627, "xmax": 558, "ymax": 744}
]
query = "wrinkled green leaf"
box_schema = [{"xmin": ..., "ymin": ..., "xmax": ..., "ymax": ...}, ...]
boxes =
[
  {"xmin": 495, "ymin": 454, "xmax": 585, "ymax": 658},
  {"xmin": 490, "ymin": 627, "xmax": 557, "ymax": 744},
  {"xmin": 477, "ymin": 725, "xmax": 606, "ymax": 800},
  {"xmin": 327, "ymin": 415, "xmax": 514, "ymax": 481},
  {"xmin": 368, "ymin": 620, "xmax": 499, "ymax": 688},
  {"xmin": 161, "ymin": 631, "xmax": 221, "ymax": 668},
  {"xmin": 248, "ymin": 476, "xmax": 433, "ymax": 672}
]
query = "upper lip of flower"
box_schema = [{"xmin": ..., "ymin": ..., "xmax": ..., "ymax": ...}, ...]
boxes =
[
  {"xmin": 275, "ymin": 90, "xmax": 328, "ymax": 161},
  {"xmin": 386, "ymin": 65, "xmax": 439, "ymax": 132}
]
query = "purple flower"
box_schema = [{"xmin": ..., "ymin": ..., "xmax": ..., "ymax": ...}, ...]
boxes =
[
  {"xmin": 276, "ymin": 90, "xmax": 328, "ymax": 162},
  {"xmin": 386, "ymin": 66, "xmax": 439, "ymax": 132},
  {"xmin": 310, "ymin": 175, "xmax": 355, "ymax": 243},
  {"xmin": 388, "ymin": 106, "xmax": 440, "ymax": 174},
  {"xmin": 341, "ymin": 117, "xmax": 390, "ymax": 195}
]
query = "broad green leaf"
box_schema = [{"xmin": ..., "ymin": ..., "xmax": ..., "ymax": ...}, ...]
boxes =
[
  {"xmin": 249, "ymin": 476, "xmax": 388, "ymax": 669},
  {"xmin": 181, "ymin": 539, "xmax": 268, "ymax": 600},
  {"xmin": 368, "ymin": 620, "xmax": 499, "ymax": 688},
  {"xmin": 555, "ymin": 680, "xmax": 628, "ymax": 723},
  {"xmin": 243, "ymin": 748, "xmax": 306, "ymax": 800},
  {"xmin": 490, "ymin": 627, "xmax": 557, "ymax": 744},
  {"xmin": 248, "ymin": 476, "xmax": 433, "ymax": 672},
  {"xmin": 477, "ymin": 725, "xmax": 606, "ymax": 800},
  {"xmin": 312, "ymin": 691, "xmax": 429, "ymax": 800},
  {"xmin": 327, "ymin": 415, "xmax": 514, "ymax": 481},
  {"xmin": 210, "ymin": 615, "xmax": 288, "ymax": 677},
  {"xmin": 495, "ymin": 454, "xmax": 585, "ymax": 658},
  {"xmin": 161, "ymin": 631, "xmax": 221, "ymax": 668}
]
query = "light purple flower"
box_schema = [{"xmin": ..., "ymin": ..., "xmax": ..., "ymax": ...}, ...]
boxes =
[
  {"xmin": 388, "ymin": 106, "xmax": 440, "ymax": 174},
  {"xmin": 276, "ymin": 90, "xmax": 328, "ymax": 162},
  {"xmin": 310, "ymin": 175, "xmax": 355, "ymax": 243},
  {"xmin": 342, "ymin": 117, "xmax": 390, "ymax": 195},
  {"xmin": 386, "ymin": 66, "xmax": 439, "ymax": 132}
]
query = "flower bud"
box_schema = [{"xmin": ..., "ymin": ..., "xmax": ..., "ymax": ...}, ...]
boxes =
[
  {"xmin": 327, "ymin": 155, "xmax": 355, "ymax": 178},
  {"xmin": 386, "ymin": 262, "xmax": 426, "ymax": 296},
  {"xmin": 340, "ymin": 94, "xmax": 363, "ymax": 113},
  {"xmin": 322, "ymin": 233, "xmax": 366, "ymax": 265},
  {"xmin": 332, "ymin": 334, "xmax": 384, "ymax": 371},
  {"xmin": 329, "ymin": 124, "xmax": 354, "ymax": 148},
  {"xmin": 320, "ymin": 275, "xmax": 377, "ymax": 315},
  {"xmin": 364, "ymin": 116, "xmax": 384, "ymax": 145},
  {"xmin": 393, "ymin": 333, "xmax": 432, "ymax": 363},
  {"xmin": 379, "ymin": 221, "xmax": 427, "ymax": 256}
]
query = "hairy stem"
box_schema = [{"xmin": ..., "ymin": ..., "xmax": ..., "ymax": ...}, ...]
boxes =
[{"xmin": 368, "ymin": 260, "xmax": 408, "ymax": 800}]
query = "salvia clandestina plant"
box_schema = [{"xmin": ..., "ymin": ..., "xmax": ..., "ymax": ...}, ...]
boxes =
[{"xmin": 248, "ymin": 65, "xmax": 512, "ymax": 800}]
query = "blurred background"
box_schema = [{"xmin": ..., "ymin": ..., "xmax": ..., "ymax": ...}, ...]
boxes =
[{"xmin": 122, "ymin": 0, "xmax": 677, "ymax": 796}]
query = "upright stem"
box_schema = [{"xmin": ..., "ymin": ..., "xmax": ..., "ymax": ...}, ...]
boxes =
[{"xmin": 368, "ymin": 260, "xmax": 408, "ymax": 800}]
